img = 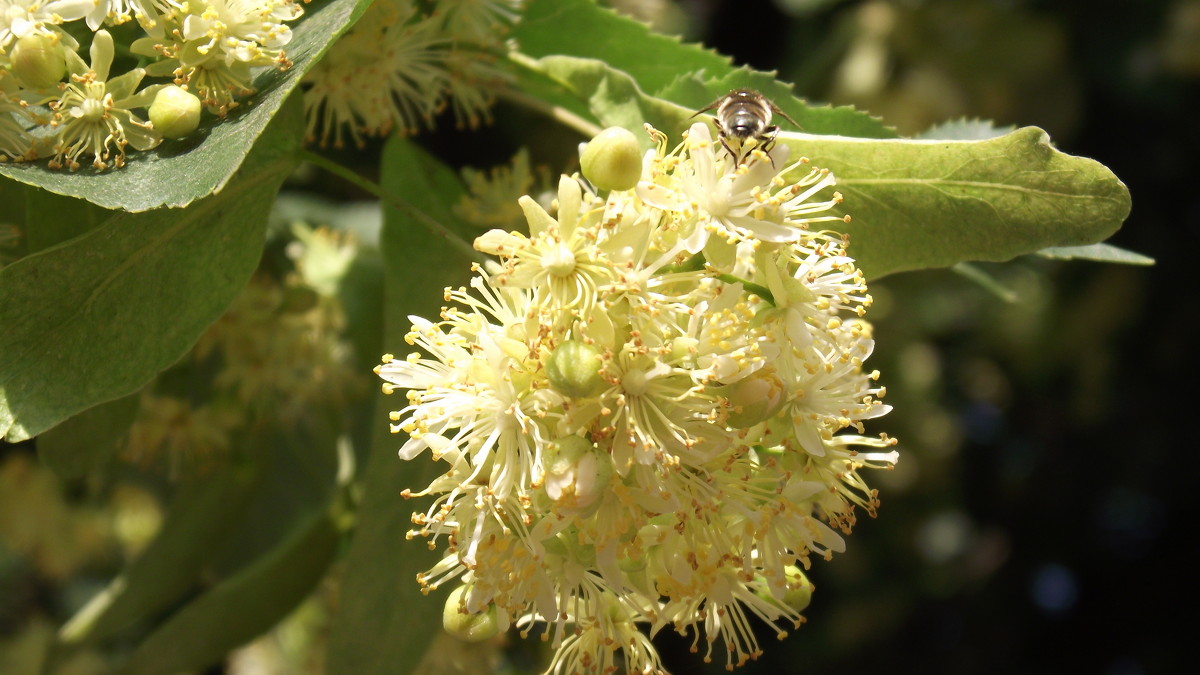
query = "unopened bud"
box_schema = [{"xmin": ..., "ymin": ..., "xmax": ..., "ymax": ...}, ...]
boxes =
[
  {"xmin": 149, "ymin": 86, "xmax": 202, "ymax": 140},
  {"xmin": 779, "ymin": 565, "xmax": 814, "ymax": 612},
  {"xmin": 580, "ymin": 126, "xmax": 642, "ymax": 191},
  {"xmin": 546, "ymin": 339, "xmax": 605, "ymax": 398},
  {"xmin": 11, "ymin": 34, "xmax": 66, "ymax": 89},
  {"xmin": 442, "ymin": 585, "xmax": 499, "ymax": 642},
  {"xmin": 753, "ymin": 565, "xmax": 814, "ymax": 613}
]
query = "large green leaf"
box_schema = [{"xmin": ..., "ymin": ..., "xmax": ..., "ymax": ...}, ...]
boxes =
[
  {"xmin": 0, "ymin": 0, "xmax": 369, "ymax": 212},
  {"xmin": 514, "ymin": 0, "xmax": 892, "ymax": 138},
  {"xmin": 780, "ymin": 128, "xmax": 1133, "ymax": 277},
  {"xmin": 515, "ymin": 0, "xmax": 730, "ymax": 95},
  {"xmin": 0, "ymin": 96, "xmax": 304, "ymax": 442},
  {"xmin": 326, "ymin": 138, "xmax": 476, "ymax": 674}
]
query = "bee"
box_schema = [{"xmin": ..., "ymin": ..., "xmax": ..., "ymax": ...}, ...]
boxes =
[{"xmin": 692, "ymin": 89, "xmax": 800, "ymax": 164}]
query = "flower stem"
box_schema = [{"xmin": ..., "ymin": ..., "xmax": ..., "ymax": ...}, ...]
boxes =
[
  {"xmin": 715, "ymin": 274, "xmax": 775, "ymax": 305},
  {"xmin": 662, "ymin": 254, "xmax": 777, "ymax": 304},
  {"xmin": 299, "ymin": 150, "xmax": 482, "ymax": 262}
]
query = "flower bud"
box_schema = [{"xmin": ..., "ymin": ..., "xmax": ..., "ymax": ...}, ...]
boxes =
[
  {"xmin": 442, "ymin": 585, "xmax": 499, "ymax": 642},
  {"xmin": 726, "ymin": 368, "xmax": 785, "ymax": 428},
  {"xmin": 543, "ymin": 435, "xmax": 611, "ymax": 517},
  {"xmin": 779, "ymin": 565, "xmax": 814, "ymax": 612},
  {"xmin": 753, "ymin": 565, "xmax": 814, "ymax": 613},
  {"xmin": 546, "ymin": 339, "xmax": 606, "ymax": 398},
  {"xmin": 149, "ymin": 86, "xmax": 202, "ymax": 140},
  {"xmin": 580, "ymin": 126, "xmax": 642, "ymax": 191},
  {"xmin": 10, "ymin": 34, "xmax": 66, "ymax": 90}
]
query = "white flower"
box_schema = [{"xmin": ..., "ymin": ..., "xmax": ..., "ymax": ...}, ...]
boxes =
[
  {"xmin": 378, "ymin": 119, "xmax": 897, "ymax": 672},
  {"xmin": 45, "ymin": 30, "xmax": 161, "ymax": 170},
  {"xmin": 179, "ymin": 0, "xmax": 301, "ymax": 66},
  {"xmin": 0, "ymin": 0, "xmax": 89, "ymax": 51},
  {"xmin": 83, "ymin": 0, "xmax": 166, "ymax": 32},
  {"xmin": 638, "ymin": 122, "xmax": 849, "ymax": 251}
]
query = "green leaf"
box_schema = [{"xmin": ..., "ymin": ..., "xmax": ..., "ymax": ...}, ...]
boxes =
[
  {"xmin": 532, "ymin": 55, "xmax": 693, "ymax": 143},
  {"xmin": 1037, "ymin": 242, "xmax": 1154, "ymax": 265},
  {"xmin": 778, "ymin": 127, "xmax": 1133, "ymax": 278},
  {"xmin": 326, "ymin": 138, "xmax": 476, "ymax": 674},
  {"xmin": 514, "ymin": 0, "xmax": 893, "ymax": 139},
  {"xmin": 37, "ymin": 392, "xmax": 139, "ymax": 480},
  {"xmin": 528, "ymin": 55, "xmax": 894, "ymax": 156},
  {"xmin": 515, "ymin": 0, "xmax": 730, "ymax": 95},
  {"xmin": 694, "ymin": 69, "xmax": 896, "ymax": 139},
  {"xmin": 0, "ymin": 0, "xmax": 368, "ymax": 211},
  {"xmin": 0, "ymin": 95, "xmax": 304, "ymax": 442},
  {"xmin": 124, "ymin": 508, "xmax": 341, "ymax": 675},
  {"xmin": 208, "ymin": 423, "xmax": 340, "ymax": 577},
  {"xmin": 23, "ymin": 189, "xmax": 108, "ymax": 252},
  {"xmin": 58, "ymin": 463, "xmax": 262, "ymax": 645}
]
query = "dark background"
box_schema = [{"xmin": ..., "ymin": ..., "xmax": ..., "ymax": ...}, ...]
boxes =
[{"xmin": 646, "ymin": 0, "xmax": 1195, "ymax": 673}]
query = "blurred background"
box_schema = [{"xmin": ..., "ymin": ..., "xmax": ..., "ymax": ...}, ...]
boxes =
[{"xmin": 2, "ymin": 0, "xmax": 1194, "ymax": 673}]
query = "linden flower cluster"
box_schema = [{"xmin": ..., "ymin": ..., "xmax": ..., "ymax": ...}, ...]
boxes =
[
  {"xmin": 377, "ymin": 122, "xmax": 898, "ymax": 673},
  {"xmin": 0, "ymin": 0, "xmax": 304, "ymax": 168},
  {"xmin": 302, "ymin": 0, "xmax": 522, "ymax": 148}
]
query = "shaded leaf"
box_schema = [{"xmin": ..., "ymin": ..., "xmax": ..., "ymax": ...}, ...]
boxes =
[
  {"xmin": 58, "ymin": 463, "xmax": 262, "ymax": 645},
  {"xmin": 23, "ymin": 190, "xmax": 106, "ymax": 252},
  {"xmin": 37, "ymin": 393, "xmax": 139, "ymax": 480},
  {"xmin": 326, "ymin": 138, "xmax": 476, "ymax": 675},
  {"xmin": 0, "ymin": 0, "xmax": 369, "ymax": 211},
  {"xmin": 208, "ymin": 419, "xmax": 340, "ymax": 576},
  {"xmin": 124, "ymin": 509, "xmax": 341, "ymax": 675},
  {"xmin": 0, "ymin": 96, "xmax": 304, "ymax": 442}
]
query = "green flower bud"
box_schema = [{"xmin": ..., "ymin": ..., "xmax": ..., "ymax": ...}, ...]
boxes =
[
  {"xmin": 546, "ymin": 339, "xmax": 606, "ymax": 398},
  {"xmin": 755, "ymin": 565, "xmax": 814, "ymax": 612},
  {"xmin": 779, "ymin": 565, "xmax": 814, "ymax": 612},
  {"xmin": 11, "ymin": 34, "xmax": 66, "ymax": 90},
  {"xmin": 580, "ymin": 126, "xmax": 643, "ymax": 191},
  {"xmin": 149, "ymin": 86, "xmax": 202, "ymax": 140},
  {"xmin": 442, "ymin": 585, "xmax": 499, "ymax": 643}
]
